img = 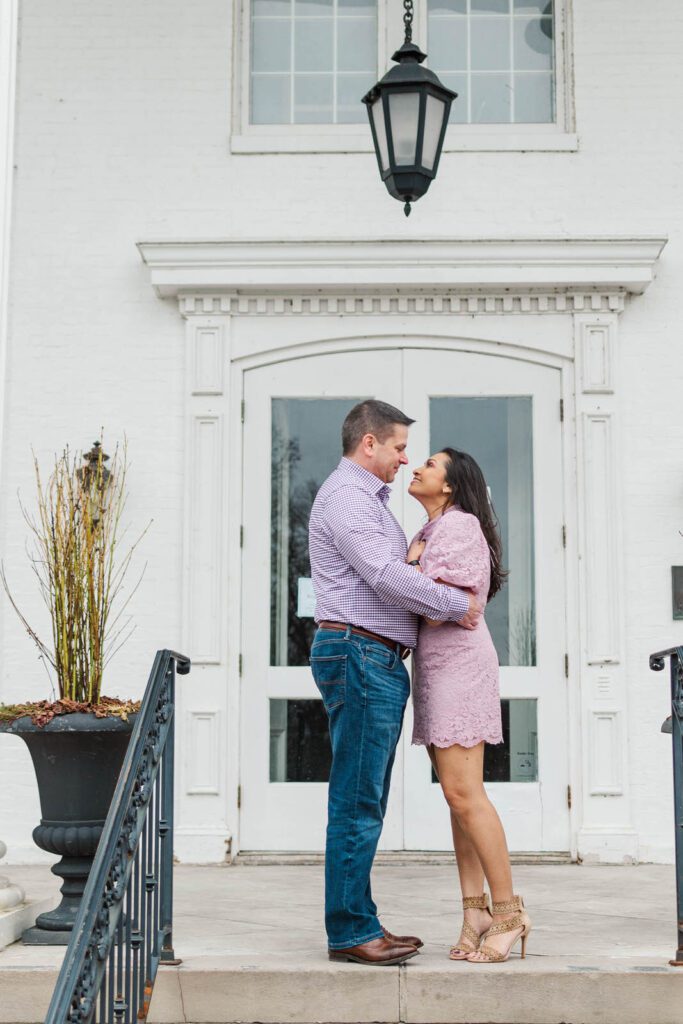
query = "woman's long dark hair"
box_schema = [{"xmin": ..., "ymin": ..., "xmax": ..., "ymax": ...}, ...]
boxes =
[{"xmin": 440, "ymin": 447, "xmax": 508, "ymax": 601}]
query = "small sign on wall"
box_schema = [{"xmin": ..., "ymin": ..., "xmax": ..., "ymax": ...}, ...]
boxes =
[
  {"xmin": 297, "ymin": 577, "xmax": 317, "ymax": 618},
  {"xmin": 672, "ymin": 566, "xmax": 683, "ymax": 619}
]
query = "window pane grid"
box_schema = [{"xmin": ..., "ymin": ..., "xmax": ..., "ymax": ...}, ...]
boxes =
[
  {"xmin": 251, "ymin": 0, "xmax": 377, "ymax": 124},
  {"xmin": 427, "ymin": 0, "xmax": 555, "ymax": 124}
]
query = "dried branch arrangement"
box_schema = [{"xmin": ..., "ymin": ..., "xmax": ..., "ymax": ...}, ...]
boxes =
[{"xmin": 1, "ymin": 438, "xmax": 149, "ymax": 715}]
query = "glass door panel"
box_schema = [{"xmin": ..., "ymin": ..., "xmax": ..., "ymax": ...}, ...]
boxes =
[
  {"xmin": 430, "ymin": 396, "xmax": 536, "ymax": 667},
  {"xmin": 271, "ymin": 397, "xmax": 366, "ymax": 668}
]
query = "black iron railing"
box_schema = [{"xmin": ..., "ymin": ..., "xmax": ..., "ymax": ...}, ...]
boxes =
[
  {"xmin": 650, "ymin": 645, "xmax": 683, "ymax": 966},
  {"xmin": 45, "ymin": 649, "xmax": 191, "ymax": 1023}
]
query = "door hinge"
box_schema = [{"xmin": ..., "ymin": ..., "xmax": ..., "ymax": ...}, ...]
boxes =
[
  {"xmin": 560, "ymin": 398, "xmax": 564, "ymax": 422},
  {"xmin": 567, "ymin": 784, "xmax": 572, "ymax": 810},
  {"xmin": 562, "ymin": 524, "xmax": 567, "ymax": 548},
  {"xmin": 564, "ymin": 653, "xmax": 569, "ymax": 678},
  {"xmin": 237, "ymin": 785, "xmax": 242, "ymax": 810},
  {"xmin": 238, "ymin": 653, "xmax": 243, "ymax": 676},
  {"xmin": 241, "ymin": 399, "xmax": 246, "ymax": 423},
  {"xmin": 240, "ymin": 524, "xmax": 244, "ymax": 548}
]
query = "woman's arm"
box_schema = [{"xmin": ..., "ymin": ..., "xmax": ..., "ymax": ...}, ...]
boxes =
[{"xmin": 419, "ymin": 513, "xmax": 488, "ymax": 627}]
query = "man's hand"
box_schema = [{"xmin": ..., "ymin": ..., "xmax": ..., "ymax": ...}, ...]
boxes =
[{"xmin": 458, "ymin": 593, "xmax": 482, "ymax": 631}]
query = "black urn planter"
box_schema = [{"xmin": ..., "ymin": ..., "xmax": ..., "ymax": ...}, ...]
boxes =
[{"xmin": 0, "ymin": 711, "xmax": 135, "ymax": 944}]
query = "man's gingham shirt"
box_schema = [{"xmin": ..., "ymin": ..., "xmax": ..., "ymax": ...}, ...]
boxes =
[{"xmin": 308, "ymin": 458, "xmax": 469, "ymax": 648}]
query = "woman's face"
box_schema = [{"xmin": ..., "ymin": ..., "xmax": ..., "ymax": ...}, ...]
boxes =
[{"xmin": 408, "ymin": 452, "xmax": 452, "ymax": 502}]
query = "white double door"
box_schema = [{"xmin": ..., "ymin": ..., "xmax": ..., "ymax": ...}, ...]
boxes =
[{"xmin": 239, "ymin": 347, "xmax": 569, "ymax": 853}]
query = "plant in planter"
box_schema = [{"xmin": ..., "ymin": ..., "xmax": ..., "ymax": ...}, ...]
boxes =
[{"xmin": 0, "ymin": 439, "xmax": 148, "ymax": 944}]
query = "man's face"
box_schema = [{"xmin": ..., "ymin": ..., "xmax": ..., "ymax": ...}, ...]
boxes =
[{"xmin": 371, "ymin": 424, "xmax": 409, "ymax": 483}]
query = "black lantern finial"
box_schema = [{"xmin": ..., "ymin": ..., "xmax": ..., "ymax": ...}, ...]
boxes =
[{"xmin": 363, "ymin": 0, "xmax": 457, "ymax": 215}]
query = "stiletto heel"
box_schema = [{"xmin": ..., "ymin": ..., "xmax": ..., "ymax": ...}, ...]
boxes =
[
  {"xmin": 466, "ymin": 895, "xmax": 531, "ymax": 964},
  {"xmin": 449, "ymin": 894, "xmax": 491, "ymax": 960}
]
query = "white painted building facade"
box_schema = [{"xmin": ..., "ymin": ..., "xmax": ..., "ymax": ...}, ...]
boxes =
[{"xmin": 0, "ymin": 0, "xmax": 681, "ymax": 867}]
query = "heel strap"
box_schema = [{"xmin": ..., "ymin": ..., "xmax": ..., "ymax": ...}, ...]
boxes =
[
  {"xmin": 491, "ymin": 895, "xmax": 523, "ymax": 915},
  {"xmin": 462, "ymin": 894, "xmax": 490, "ymax": 911}
]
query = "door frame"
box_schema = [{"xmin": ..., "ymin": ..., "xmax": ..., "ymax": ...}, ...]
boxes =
[
  {"xmin": 229, "ymin": 331, "xmax": 580, "ymax": 857},
  {"xmin": 138, "ymin": 237, "xmax": 664, "ymax": 863},
  {"xmin": 236, "ymin": 345, "xmax": 570, "ymax": 852}
]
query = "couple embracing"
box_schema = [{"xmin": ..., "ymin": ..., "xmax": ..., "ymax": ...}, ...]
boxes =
[{"xmin": 308, "ymin": 400, "xmax": 531, "ymax": 966}]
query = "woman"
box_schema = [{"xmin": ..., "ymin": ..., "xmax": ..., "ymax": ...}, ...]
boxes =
[{"xmin": 406, "ymin": 448, "xmax": 531, "ymax": 964}]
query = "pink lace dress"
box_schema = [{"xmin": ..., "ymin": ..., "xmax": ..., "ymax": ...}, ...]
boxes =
[{"xmin": 411, "ymin": 506, "xmax": 503, "ymax": 749}]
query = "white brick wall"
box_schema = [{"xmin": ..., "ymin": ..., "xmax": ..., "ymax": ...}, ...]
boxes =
[{"xmin": 0, "ymin": 0, "xmax": 682, "ymax": 861}]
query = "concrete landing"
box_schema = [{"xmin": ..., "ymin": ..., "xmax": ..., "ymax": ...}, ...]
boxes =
[{"xmin": 0, "ymin": 862, "xmax": 681, "ymax": 1024}]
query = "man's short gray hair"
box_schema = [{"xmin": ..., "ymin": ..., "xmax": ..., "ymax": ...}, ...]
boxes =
[{"xmin": 341, "ymin": 400, "xmax": 415, "ymax": 455}]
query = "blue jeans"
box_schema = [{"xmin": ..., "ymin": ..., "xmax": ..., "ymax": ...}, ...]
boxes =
[{"xmin": 310, "ymin": 626, "xmax": 410, "ymax": 950}]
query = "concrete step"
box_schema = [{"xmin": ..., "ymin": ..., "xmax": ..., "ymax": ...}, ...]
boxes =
[
  {"xmin": 1, "ymin": 863, "xmax": 680, "ymax": 1024},
  {"xmin": 1, "ymin": 953, "xmax": 682, "ymax": 1024}
]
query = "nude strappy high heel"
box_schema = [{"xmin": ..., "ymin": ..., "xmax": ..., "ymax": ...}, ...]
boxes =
[
  {"xmin": 467, "ymin": 895, "xmax": 531, "ymax": 963},
  {"xmin": 449, "ymin": 894, "xmax": 491, "ymax": 960}
]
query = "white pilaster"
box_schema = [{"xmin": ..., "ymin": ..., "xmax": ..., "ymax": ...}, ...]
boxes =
[
  {"xmin": 0, "ymin": 1, "xmax": 26, "ymax": 933},
  {"xmin": 574, "ymin": 313, "xmax": 637, "ymax": 862},
  {"xmin": 0, "ymin": 0, "xmax": 17, "ymax": 487},
  {"xmin": 175, "ymin": 313, "xmax": 233, "ymax": 863}
]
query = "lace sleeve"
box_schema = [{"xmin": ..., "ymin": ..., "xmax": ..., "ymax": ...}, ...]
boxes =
[{"xmin": 421, "ymin": 512, "xmax": 490, "ymax": 595}]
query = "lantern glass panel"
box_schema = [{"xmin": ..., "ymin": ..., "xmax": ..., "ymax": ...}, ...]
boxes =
[
  {"xmin": 422, "ymin": 94, "xmax": 446, "ymax": 170},
  {"xmin": 370, "ymin": 97, "xmax": 390, "ymax": 171},
  {"xmin": 388, "ymin": 91, "xmax": 421, "ymax": 165}
]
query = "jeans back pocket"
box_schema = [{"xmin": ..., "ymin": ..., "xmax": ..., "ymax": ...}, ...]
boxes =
[{"xmin": 310, "ymin": 654, "xmax": 347, "ymax": 711}]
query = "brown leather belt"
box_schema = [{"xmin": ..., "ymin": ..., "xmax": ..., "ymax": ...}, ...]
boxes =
[{"xmin": 318, "ymin": 621, "xmax": 411, "ymax": 660}]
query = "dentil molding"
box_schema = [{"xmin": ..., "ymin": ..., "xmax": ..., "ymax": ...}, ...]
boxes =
[
  {"xmin": 177, "ymin": 291, "xmax": 625, "ymax": 316},
  {"xmin": 137, "ymin": 238, "xmax": 667, "ymax": 315}
]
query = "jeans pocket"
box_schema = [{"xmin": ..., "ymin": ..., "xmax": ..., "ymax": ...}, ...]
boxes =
[
  {"xmin": 310, "ymin": 654, "xmax": 347, "ymax": 711},
  {"xmin": 364, "ymin": 641, "xmax": 397, "ymax": 671}
]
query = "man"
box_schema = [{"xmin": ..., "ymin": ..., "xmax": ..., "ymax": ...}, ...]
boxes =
[{"xmin": 309, "ymin": 399, "xmax": 481, "ymax": 966}]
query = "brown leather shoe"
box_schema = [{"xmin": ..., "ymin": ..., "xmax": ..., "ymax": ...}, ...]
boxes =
[
  {"xmin": 328, "ymin": 936, "xmax": 419, "ymax": 965},
  {"xmin": 382, "ymin": 925, "xmax": 423, "ymax": 949}
]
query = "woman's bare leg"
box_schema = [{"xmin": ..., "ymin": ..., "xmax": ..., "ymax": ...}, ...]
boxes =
[
  {"xmin": 433, "ymin": 742, "xmax": 524, "ymax": 958},
  {"xmin": 428, "ymin": 746, "xmax": 490, "ymax": 954}
]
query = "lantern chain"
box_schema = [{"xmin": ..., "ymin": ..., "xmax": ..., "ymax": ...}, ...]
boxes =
[{"xmin": 403, "ymin": 0, "xmax": 413, "ymax": 43}]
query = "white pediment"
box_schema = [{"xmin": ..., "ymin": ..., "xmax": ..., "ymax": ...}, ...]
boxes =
[{"xmin": 137, "ymin": 238, "xmax": 666, "ymax": 302}]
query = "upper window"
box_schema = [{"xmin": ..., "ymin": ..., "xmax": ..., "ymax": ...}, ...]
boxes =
[
  {"xmin": 428, "ymin": 0, "xmax": 554, "ymax": 124},
  {"xmin": 237, "ymin": 0, "xmax": 572, "ymax": 150},
  {"xmin": 250, "ymin": 0, "xmax": 378, "ymax": 124}
]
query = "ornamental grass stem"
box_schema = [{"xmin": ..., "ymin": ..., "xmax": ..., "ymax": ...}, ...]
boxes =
[{"xmin": 0, "ymin": 437, "xmax": 150, "ymax": 705}]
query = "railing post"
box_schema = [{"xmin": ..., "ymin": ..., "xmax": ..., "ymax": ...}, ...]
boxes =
[
  {"xmin": 669, "ymin": 650, "xmax": 683, "ymax": 965},
  {"xmin": 43, "ymin": 649, "xmax": 190, "ymax": 1023},
  {"xmin": 160, "ymin": 659, "xmax": 180, "ymax": 966},
  {"xmin": 650, "ymin": 645, "xmax": 683, "ymax": 966}
]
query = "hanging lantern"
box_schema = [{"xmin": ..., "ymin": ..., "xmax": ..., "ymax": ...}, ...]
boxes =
[{"xmin": 362, "ymin": 0, "xmax": 457, "ymax": 216}]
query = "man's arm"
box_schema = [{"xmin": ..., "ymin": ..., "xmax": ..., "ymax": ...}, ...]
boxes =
[{"xmin": 325, "ymin": 486, "xmax": 473, "ymax": 622}]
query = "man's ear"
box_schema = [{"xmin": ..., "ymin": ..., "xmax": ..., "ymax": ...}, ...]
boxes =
[{"xmin": 362, "ymin": 433, "xmax": 376, "ymax": 455}]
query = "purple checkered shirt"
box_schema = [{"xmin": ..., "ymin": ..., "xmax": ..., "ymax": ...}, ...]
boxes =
[{"xmin": 308, "ymin": 458, "xmax": 469, "ymax": 648}]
